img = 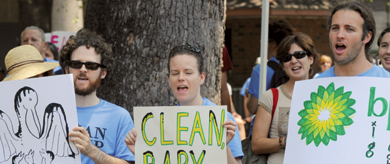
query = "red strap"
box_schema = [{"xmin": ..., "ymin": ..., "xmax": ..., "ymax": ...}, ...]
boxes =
[{"xmin": 271, "ymin": 88, "xmax": 279, "ymax": 120}]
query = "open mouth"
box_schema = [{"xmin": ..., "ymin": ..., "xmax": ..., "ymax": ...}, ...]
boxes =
[
  {"xmin": 335, "ymin": 43, "xmax": 346, "ymax": 52},
  {"xmin": 292, "ymin": 66, "xmax": 301, "ymax": 71},
  {"xmin": 383, "ymin": 57, "xmax": 390, "ymax": 64},
  {"xmin": 77, "ymin": 77, "xmax": 89, "ymax": 81},
  {"xmin": 177, "ymin": 86, "xmax": 188, "ymax": 93}
]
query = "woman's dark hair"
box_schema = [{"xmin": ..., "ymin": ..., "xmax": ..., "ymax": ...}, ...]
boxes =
[
  {"xmin": 276, "ymin": 32, "xmax": 318, "ymax": 75},
  {"xmin": 47, "ymin": 42, "xmax": 59, "ymax": 60},
  {"xmin": 269, "ymin": 19, "xmax": 294, "ymax": 46},
  {"xmin": 377, "ymin": 27, "xmax": 390, "ymax": 46},
  {"xmin": 167, "ymin": 45, "xmax": 203, "ymax": 75}
]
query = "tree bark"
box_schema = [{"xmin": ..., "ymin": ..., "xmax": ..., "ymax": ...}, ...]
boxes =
[
  {"xmin": 84, "ymin": 0, "xmax": 226, "ymax": 115},
  {"xmin": 51, "ymin": 0, "xmax": 84, "ymax": 32}
]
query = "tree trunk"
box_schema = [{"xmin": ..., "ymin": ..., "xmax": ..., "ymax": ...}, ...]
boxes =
[
  {"xmin": 84, "ymin": 0, "xmax": 226, "ymax": 115},
  {"xmin": 51, "ymin": 0, "xmax": 84, "ymax": 32}
]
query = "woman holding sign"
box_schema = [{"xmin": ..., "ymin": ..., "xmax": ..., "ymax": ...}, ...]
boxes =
[
  {"xmin": 125, "ymin": 45, "xmax": 243, "ymax": 164},
  {"xmin": 251, "ymin": 33, "xmax": 318, "ymax": 164}
]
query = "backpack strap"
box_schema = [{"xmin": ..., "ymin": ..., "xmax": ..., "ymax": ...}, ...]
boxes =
[
  {"xmin": 267, "ymin": 60, "xmax": 280, "ymax": 71},
  {"xmin": 270, "ymin": 88, "xmax": 279, "ymax": 120}
]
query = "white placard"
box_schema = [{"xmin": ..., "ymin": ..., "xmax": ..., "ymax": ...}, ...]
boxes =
[
  {"xmin": 45, "ymin": 31, "xmax": 76, "ymax": 51},
  {"xmin": 0, "ymin": 75, "xmax": 80, "ymax": 164},
  {"xmin": 284, "ymin": 77, "xmax": 390, "ymax": 164},
  {"xmin": 134, "ymin": 106, "xmax": 228, "ymax": 164}
]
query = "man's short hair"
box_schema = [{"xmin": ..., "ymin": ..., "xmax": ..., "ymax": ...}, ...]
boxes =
[
  {"xmin": 269, "ymin": 19, "xmax": 294, "ymax": 46},
  {"xmin": 59, "ymin": 28, "xmax": 114, "ymax": 85},
  {"xmin": 327, "ymin": 1, "xmax": 375, "ymax": 59},
  {"xmin": 21, "ymin": 26, "xmax": 46, "ymax": 42}
]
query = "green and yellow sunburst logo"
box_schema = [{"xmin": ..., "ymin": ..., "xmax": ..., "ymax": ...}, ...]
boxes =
[{"xmin": 297, "ymin": 82, "xmax": 356, "ymax": 147}]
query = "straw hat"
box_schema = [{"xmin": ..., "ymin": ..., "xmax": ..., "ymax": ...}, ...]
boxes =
[{"xmin": 3, "ymin": 45, "xmax": 59, "ymax": 81}]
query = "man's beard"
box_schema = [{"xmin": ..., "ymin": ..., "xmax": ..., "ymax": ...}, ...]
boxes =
[{"xmin": 74, "ymin": 72, "xmax": 101, "ymax": 96}]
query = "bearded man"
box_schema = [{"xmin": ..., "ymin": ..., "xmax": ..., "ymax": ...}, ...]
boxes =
[{"xmin": 59, "ymin": 28, "xmax": 135, "ymax": 164}]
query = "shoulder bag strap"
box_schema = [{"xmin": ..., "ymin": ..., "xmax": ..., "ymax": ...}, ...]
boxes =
[{"xmin": 270, "ymin": 88, "xmax": 279, "ymax": 120}]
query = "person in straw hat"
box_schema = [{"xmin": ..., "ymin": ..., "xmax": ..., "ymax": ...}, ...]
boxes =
[{"xmin": 3, "ymin": 45, "xmax": 59, "ymax": 81}]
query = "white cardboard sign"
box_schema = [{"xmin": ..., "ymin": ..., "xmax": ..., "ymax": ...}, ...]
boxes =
[
  {"xmin": 45, "ymin": 31, "xmax": 76, "ymax": 51},
  {"xmin": 134, "ymin": 106, "xmax": 228, "ymax": 164},
  {"xmin": 284, "ymin": 77, "xmax": 390, "ymax": 164},
  {"xmin": 0, "ymin": 75, "xmax": 80, "ymax": 164}
]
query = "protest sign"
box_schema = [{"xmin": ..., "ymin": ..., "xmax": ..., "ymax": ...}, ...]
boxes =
[
  {"xmin": 45, "ymin": 31, "xmax": 76, "ymax": 51},
  {"xmin": 134, "ymin": 106, "xmax": 228, "ymax": 164},
  {"xmin": 0, "ymin": 74, "xmax": 80, "ymax": 164},
  {"xmin": 284, "ymin": 77, "xmax": 390, "ymax": 163}
]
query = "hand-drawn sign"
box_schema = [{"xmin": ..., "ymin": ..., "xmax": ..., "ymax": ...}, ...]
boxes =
[
  {"xmin": 284, "ymin": 77, "xmax": 390, "ymax": 164},
  {"xmin": 297, "ymin": 82, "xmax": 356, "ymax": 147},
  {"xmin": 134, "ymin": 106, "xmax": 228, "ymax": 164},
  {"xmin": 0, "ymin": 75, "xmax": 80, "ymax": 164}
]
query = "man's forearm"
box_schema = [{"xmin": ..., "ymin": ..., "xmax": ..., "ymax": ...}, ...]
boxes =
[{"xmin": 88, "ymin": 146, "xmax": 130, "ymax": 164}]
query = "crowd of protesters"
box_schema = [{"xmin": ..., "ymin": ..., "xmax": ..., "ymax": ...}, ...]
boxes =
[{"xmin": 2, "ymin": 1, "xmax": 390, "ymax": 164}]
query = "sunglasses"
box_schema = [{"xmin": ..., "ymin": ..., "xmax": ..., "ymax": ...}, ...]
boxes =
[
  {"xmin": 68, "ymin": 60, "xmax": 106, "ymax": 70},
  {"xmin": 170, "ymin": 45, "xmax": 201, "ymax": 56},
  {"xmin": 281, "ymin": 51, "xmax": 308, "ymax": 63}
]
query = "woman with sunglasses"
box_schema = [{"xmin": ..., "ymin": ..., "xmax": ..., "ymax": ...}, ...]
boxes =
[
  {"xmin": 251, "ymin": 32, "xmax": 317, "ymax": 164},
  {"xmin": 125, "ymin": 45, "xmax": 243, "ymax": 164}
]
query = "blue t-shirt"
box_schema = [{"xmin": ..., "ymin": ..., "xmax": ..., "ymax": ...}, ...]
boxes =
[
  {"xmin": 77, "ymin": 99, "xmax": 135, "ymax": 163},
  {"xmin": 313, "ymin": 72, "xmax": 321, "ymax": 78},
  {"xmin": 248, "ymin": 57, "xmax": 278, "ymax": 98},
  {"xmin": 201, "ymin": 97, "xmax": 244, "ymax": 159},
  {"xmin": 240, "ymin": 78, "xmax": 251, "ymax": 97},
  {"xmin": 315, "ymin": 65, "xmax": 390, "ymax": 78},
  {"xmin": 44, "ymin": 58, "xmax": 63, "ymax": 74}
]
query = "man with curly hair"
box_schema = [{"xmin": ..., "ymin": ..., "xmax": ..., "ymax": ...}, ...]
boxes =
[{"xmin": 59, "ymin": 28, "xmax": 135, "ymax": 164}]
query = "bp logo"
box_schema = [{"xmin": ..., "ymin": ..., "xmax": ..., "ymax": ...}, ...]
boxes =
[{"xmin": 297, "ymin": 82, "xmax": 356, "ymax": 147}]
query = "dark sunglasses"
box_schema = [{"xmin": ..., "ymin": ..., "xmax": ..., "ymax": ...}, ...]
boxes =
[
  {"xmin": 68, "ymin": 60, "xmax": 106, "ymax": 70},
  {"xmin": 281, "ymin": 51, "xmax": 308, "ymax": 63},
  {"xmin": 170, "ymin": 45, "xmax": 201, "ymax": 55}
]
